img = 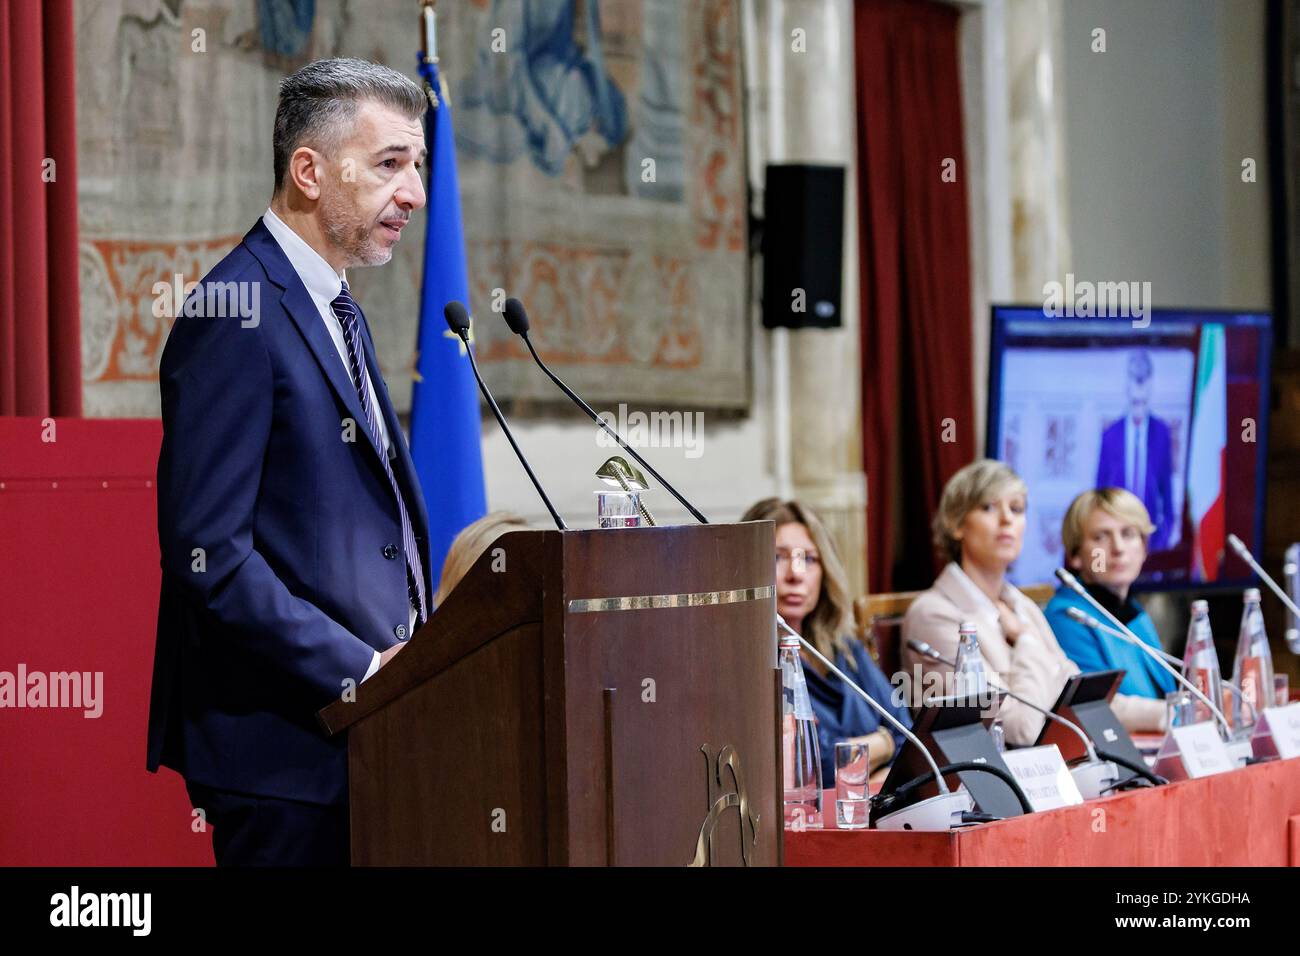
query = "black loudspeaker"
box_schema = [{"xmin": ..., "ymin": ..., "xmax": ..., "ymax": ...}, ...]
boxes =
[{"xmin": 761, "ymin": 163, "xmax": 845, "ymax": 329}]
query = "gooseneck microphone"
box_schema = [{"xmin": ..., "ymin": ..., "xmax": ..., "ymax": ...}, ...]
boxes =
[
  {"xmin": 907, "ymin": 639, "xmax": 1164, "ymax": 791},
  {"xmin": 773, "ymin": 616, "xmax": 1036, "ymax": 825},
  {"xmin": 1065, "ymin": 607, "xmax": 1259, "ymax": 727},
  {"xmin": 491, "ymin": 302, "xmax": 984, "ymax": 822},
  {"xmin": 780, "ymin": 619, "xmax": 946, "ymax": 793},
  {"xmin": 1056, "ymin": 568, "xmax": 1231, "ymax": 738},
  {"xmin": 496, "ymin": 300, "xmax": 904, "ymax": 780},
  {"xmin": 907, "ymin": 640, "xmax": 1099, "ymax": 762},
  {"xmin": 499, "ymin": 297, "xmax": 709, "ymax": 525},
  {"xmin": 1066, "ymin": 608, "xmax": 1184, "ymax": 668},
  {"xmin": 1228, "ymin": 533, "xmax": 1300, "ymax": 654},
  {"xmin": 443, "ymin": 302, "xmax": 567, "ymax": 530}
]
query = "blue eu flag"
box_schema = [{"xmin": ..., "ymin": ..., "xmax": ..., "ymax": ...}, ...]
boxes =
[{"xmin": 409, "ymin": 56, "xmax": 486, "ymax": 587}]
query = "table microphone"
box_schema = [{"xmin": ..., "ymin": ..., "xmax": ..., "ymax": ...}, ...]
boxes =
[
  {"xmin": 773, "ymin": 615, "xmax": 1026, "ymax": 828},
  {"xmin": 1066, "ymin": 609, "xmax": 1185, "ymax": 669},
  {"xmin": 1065, "ymin": 607, "xmax": 1259, "ymax": 726},
  {"xmin": 906, "ymin": 639, "xmax": 1155, "ymax": 794},
  {"xmin": 443, "ymin": 301, "xmax": 566, "ymax": 530},
  {"xmin": 1228, "ymin": 533, "xmax": 1300, "ymax": 654},
  {"xmin": 498, "ymin": 297, "xmax": 708, "ymax": 524},
  {"xmin": 1056, "ymin": 568, "xmax": 1232, "ymax": 739}
]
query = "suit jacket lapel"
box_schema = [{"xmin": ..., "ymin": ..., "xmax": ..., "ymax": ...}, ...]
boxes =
[
  {"xmin": 352, "ymin": 302, "xmax": 432, "ymax": 558},
  {"xmin": 934, "ymin": 564, "xmax": 978, "ymax": 618},
  {"xmin": 242, "ymin": 219, "xmax": 388, "ymax": 468}
]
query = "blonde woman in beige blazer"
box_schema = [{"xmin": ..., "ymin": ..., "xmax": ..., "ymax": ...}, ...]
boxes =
[{"xmin": 901, "ymin": 460, "xmax": 1165, "ymax": 746}]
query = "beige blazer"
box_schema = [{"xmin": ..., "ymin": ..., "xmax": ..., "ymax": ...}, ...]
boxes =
[{"xmin": 901, "ymin": 563, "xmax": 1165, "ymax": 745}]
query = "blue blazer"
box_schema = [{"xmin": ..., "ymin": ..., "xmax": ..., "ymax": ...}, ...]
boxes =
[
  {"xmin": 1095, "ymin": 415, "xmax": 1176, "ymax": 550},
  {"xmin": 1043, "ymin": 586, "xmax": 1176, "ymax": 700},
  {"xmin": 146, "ymin": 218, "xmax": 434, "ymax": 806},
  {"xmin": 805, "ymin": 636, "xmax": 911, "ymax": 789}
]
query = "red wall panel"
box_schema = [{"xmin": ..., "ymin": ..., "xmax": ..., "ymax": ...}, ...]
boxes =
[{"xmin": 0, "ymin": 417, "xmax": 211, "ymax": 865}]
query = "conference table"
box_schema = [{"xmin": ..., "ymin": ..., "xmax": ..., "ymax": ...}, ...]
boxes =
[{"xmin": 785, "ymin": 755, "xmax": 1300, "ymax": 866}]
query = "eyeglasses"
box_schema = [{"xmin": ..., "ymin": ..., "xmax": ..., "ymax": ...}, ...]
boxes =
[{"xmin": 776, "ymin": 548, "xmax": 820, "ymax": 574}]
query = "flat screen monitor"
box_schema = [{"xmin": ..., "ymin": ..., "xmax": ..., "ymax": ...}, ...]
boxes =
[{"xmin": 986, "ymin": 306, "xmax": 1272, "ymax": 590}]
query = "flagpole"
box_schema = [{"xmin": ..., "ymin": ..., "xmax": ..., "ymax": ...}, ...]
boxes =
[
  {"xmin": 420, "ymin": 0, "xmax": 438, "ymax": 64},
  {"xmin": 419, "ymin": 1, "xmax": 440, "ymax": 110},
  {"xmin": 410, "ymin": 0, "xmax": 488, "ymax": 572}
]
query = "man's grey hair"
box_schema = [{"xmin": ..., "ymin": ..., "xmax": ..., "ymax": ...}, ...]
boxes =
[
  {"xmin": 273, "ymin": 57, "xmax": 427, "ymax": 194},
  {"xmin": 1127, "ymin": 349, "xmax": 1153, "ymax": 383}
]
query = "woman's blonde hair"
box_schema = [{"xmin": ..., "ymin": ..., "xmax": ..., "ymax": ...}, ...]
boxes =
[
  {"xmin": 1060, "ymin": 487, "xmax": 1155, "ymax": 561},
  {"xmin": 434, "ymin": 511, "xmax": 533, "ymax": 607},
  {"xmin": 741, "ymin": 498, "xmax": 855, "ymax": 667},
  {"xmin": 932, "ymin": 459, "xmax": 1028, "ymax": 564}
]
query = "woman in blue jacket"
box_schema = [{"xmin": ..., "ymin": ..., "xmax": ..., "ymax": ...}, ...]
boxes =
[
  {"xmin": 1044, "ymin": 489, "xmax": 1175, "ymax": 725},
  {"xmin": 743, "ymin": 498, "xmax": 911, "ymax": 788}
]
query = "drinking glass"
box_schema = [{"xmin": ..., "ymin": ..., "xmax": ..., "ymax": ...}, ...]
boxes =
[{"xmin": 835, "ymin": 741, "xmax": 871, "ymax": 830}]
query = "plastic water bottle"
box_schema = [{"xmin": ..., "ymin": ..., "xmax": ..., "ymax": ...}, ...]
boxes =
[
  {"xmin": 953, "ymin": 621, "xmax": 988, "ymax": 702},
  {"xmin": 1183, "ymin": 599, "xmax": 1224, "ymax": 731},
  {"xmin": 1285, "ymin": 544, "xmax": 1300, "ymax": 655},
  {"xmin": 779, "ymin": 633, "xmax": 823, "ymax": 829},
  {"xmin": 1231, "ymin": 588, "xmax": 1274, "ymax": 732}
]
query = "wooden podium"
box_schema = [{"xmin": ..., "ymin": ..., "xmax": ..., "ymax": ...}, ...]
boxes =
[{"xmin": 318, "ymin": 521, "xmax": 782, "ymax": 866}]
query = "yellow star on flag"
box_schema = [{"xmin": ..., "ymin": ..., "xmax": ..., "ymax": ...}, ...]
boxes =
[{"xmin": 443, "ymin": 319, "xmax": 474, "ymax": 357}]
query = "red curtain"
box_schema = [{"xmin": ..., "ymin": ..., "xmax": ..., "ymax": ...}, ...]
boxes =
[
  {"xmin": 0, "ymin": 0, "xmax": 81, "ymax": 417},
  {"xmin": 856, "ymin": 0, "xmax": 974, "ymax": 592}
]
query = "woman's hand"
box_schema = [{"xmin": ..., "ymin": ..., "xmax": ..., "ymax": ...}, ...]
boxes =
[
  {"xmin": 847, "ymin": 729, "xmax": 896, "ymax": 770},
  {"xmin": 996, "ymin": 600, "xmax": 1025, "ymax": 645}
]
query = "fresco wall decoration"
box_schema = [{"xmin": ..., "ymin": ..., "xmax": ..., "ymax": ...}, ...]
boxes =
[{"xmin": 76, "ymin": 0, "xmax": 750, "ymax": 417}]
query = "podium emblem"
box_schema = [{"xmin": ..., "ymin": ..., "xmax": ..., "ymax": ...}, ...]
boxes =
[{"xmin": 687, "ymin": 743, "xmax": 760, "ymax": 867}]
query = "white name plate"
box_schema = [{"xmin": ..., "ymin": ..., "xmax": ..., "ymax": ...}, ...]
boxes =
[
  {"xmin": 1002, "ymin": 745, "xmax": 1084, "ymax": 811},
  {"xmin": 1169, "ymin": 722, "xmax": 1235, "ymax": 777},
  {"xmin": 1252, "ymin": 703, "xmax": 1300, "ymax": 760}
]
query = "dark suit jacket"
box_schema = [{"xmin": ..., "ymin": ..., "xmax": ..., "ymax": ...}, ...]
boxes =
[
  {"xmin": 146, "ymin": 217, "xmax": 433, "ymax": 806},
  {"xmin": 1096, "ymin": 414, "xmax": 1175, "ymax": 550}
]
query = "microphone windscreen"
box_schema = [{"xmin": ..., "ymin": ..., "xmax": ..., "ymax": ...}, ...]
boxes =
[
  {"xmin": 503, "ymin": 297, "xmax": 530, "ymax": 335},
  {"xmin": 444, "ymin": 301, "xmax": 471, "ymax": 334}
]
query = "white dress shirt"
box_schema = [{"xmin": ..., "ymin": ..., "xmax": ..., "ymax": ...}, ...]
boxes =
[
  {"xmin": 262, "ymin": 208, "xmax": 413, "ymax": 683},
  {"xmin": 1124, "ymin": 414, "xmax": 1148, "ymax": 497}
]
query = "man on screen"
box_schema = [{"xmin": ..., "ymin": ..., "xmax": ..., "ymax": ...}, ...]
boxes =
[
  {"xmin": 146, "ymin": 58, "xmax": 432, "ymax": 866},
  {"xmin": 1095, "ymin": 350, "xmax": 1176, "ymax": 550}
]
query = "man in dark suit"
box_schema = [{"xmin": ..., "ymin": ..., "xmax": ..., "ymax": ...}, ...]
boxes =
[
  {"xmin": 147, "ymin": 58, "xmax": 433, "ymax": 865},
  {"xmin": 1095, "ymin": 350, "xmax": 1176, "ymax": 550}
]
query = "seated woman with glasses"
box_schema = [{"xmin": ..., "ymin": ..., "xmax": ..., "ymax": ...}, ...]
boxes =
[{"xmin": 742, "ymin": 498, "xmax": 911, "ymax": 788}]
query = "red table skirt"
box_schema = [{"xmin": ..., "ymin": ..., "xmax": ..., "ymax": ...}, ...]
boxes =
[{"xmin": 786, "ymin": 756, "xmax": 1300, "ymax": 867}]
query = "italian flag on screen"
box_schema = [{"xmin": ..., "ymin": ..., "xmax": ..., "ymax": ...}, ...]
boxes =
[{"xmin": 1187, "ymin": 324, "xmax": 1227, "ymax": 581}]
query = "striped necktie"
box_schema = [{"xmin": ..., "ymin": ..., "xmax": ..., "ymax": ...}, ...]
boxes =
[{"xmin": 331, "ymin": 282, "xmax": 427, "ymax": 628}]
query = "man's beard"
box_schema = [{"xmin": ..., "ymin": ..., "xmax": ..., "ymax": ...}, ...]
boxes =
[{"xmin": 320, "ymin": 191, "xmax": 391, "ymax": 267}]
